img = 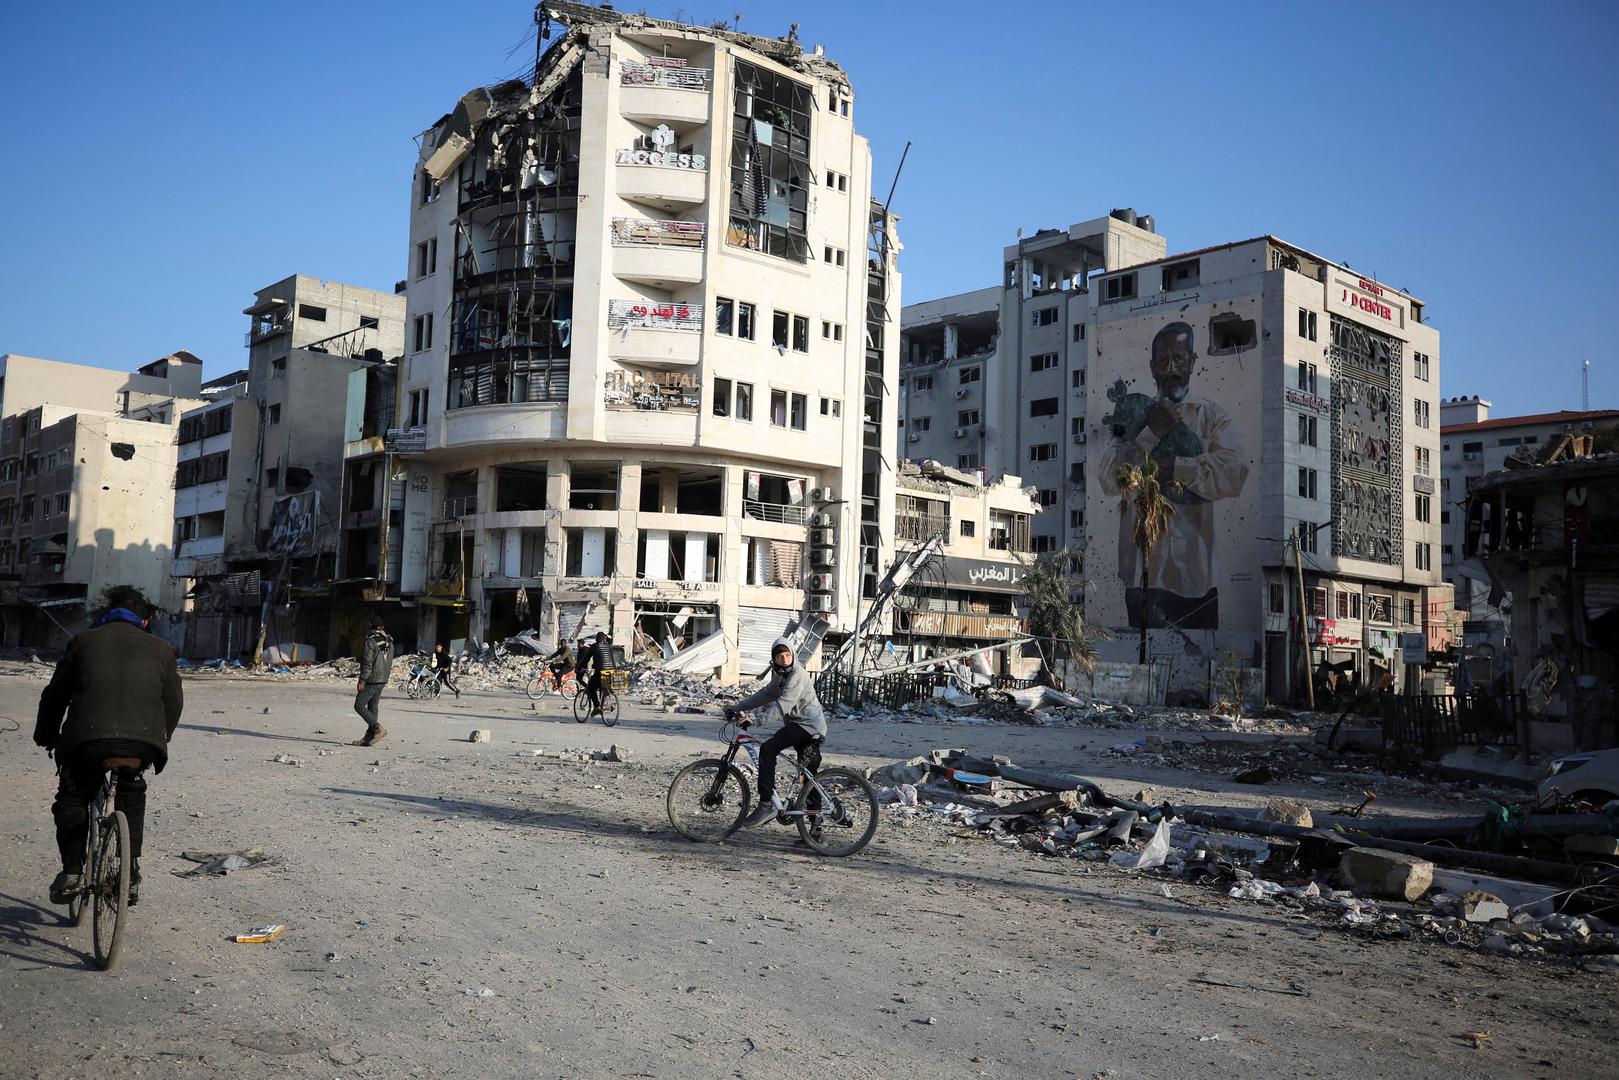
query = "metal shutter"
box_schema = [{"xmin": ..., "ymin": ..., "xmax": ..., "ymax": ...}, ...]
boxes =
[{"xmin": 737, "ymin": 606, "xmax": 797, "ymax": 679}]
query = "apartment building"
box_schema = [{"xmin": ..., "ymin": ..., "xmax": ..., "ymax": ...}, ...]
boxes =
[
  {"xmin": 0, "ymin": 353, "xmax": 203, "ymax": 647},
  {"xmin": 900, "ymin": 212, "xmax": 1166, "ymax": 552},
  {"xmin": 905, "ymin": 220, "xmax": 1445, "ymax": 701},
  {"xmin": 387, "ymin": 2, "xmax": 898, "ymax": 679},
  {"xmin": 890, "ymin": 460, "xmax": 1038, "ymax": 674},
  {"xmin": 1439, "ymin": 396, "xmax": 1619, "ymax": 625},
  {"xmin": 167, "ymin": 277, "xmax": 406, "ymax": 660},
  {"xmin": 1085, "ymin": 236, "xmax": 1443, "ymax": 700}
]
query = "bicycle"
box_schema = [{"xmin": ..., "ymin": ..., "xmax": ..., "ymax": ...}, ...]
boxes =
[
  {"xmin": 526, "ymin": 668, "xmax": 580, "ymax": 701},
  {"xmin": 666, "ymin": 718, "xmax": 879, "ymax": 857},
  {"xmin": 401, "ymin": 662, "xmax": 442, "ymax": 700},
  {"xmin": 65, "ymin": 756, "xmax": 138, "ymax": 970},
  {"xmin": 573, "ymin": 679, "xmax": 620, "ymax": 726}
]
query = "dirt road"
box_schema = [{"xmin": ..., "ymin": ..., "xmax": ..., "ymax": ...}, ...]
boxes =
[{"xmin": 1, "ymin": 669, "xmax": 1611, "ymax": 1079}]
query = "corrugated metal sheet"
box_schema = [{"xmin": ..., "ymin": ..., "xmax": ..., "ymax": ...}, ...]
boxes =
[
  {"xmin": 557, "ymin": 601, "xmax": 611, "ymax": 646},
  {"xmin": 738, "ymin": 606, "xmax": 797, "ymax": 678}
]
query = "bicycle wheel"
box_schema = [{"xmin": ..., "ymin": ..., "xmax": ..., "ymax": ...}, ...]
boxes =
[
  {"xmin": 526, "ymin": 674, "xmax": 550, "ymax": 700},
  {"xmin": 92, "ymin": 810, "xmax": 131, "ymax": 970},
  {"xmin": 557, "ymin": 675, "xmax": 579, "ymax": 702},
  {"xmin": 427, "ymin": 678, "xmax": 442, "ymax": 700},
  {"xmin": 667, "ymin": 759, "xmax": 751, "ymax": 842},
  {"xmin": 795, "ymin": 767, "xmax": 879, "ymax": 857},
  {"xmin": 69, "ymin": 814, "xmax": 94, "ymax": 927},
  {"xmin": 599, "ymin": 688, "xmax": 620, "ymax": 727},
  {"xmin": 573, "ymin": 692, "xmax": 591, "ymax": 724}
]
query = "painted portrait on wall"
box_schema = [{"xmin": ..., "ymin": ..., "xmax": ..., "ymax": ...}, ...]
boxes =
[{"xmin": 1098, "ymin": 321, "xmax": 1250, "ymax": 630}]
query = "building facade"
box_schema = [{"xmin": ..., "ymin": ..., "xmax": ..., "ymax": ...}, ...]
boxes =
[
  {"xmin": 1439, "ymin": 396, "xmax": 1619, "ymax": 624},
  {"xmin": 888, "ymin": 460, "xmax": 1038, "ymax": 674},
  {"xmin": 904, "ymin": 221, "xmax": 1446, "ymax": 702},
  {"xmin": 0, "ymin": 351, "xmax": 203, "ymax": 646},
  {"xmin": 385, "ymin": 2, "xmax": 898, "ymax": 680},
  {"xmin": 168, "ymin": 276, "xmax": 406, "ymax": 660}
]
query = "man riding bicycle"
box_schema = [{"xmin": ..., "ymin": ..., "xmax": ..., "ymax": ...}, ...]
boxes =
[
  {"xmin": 578, "ymin": 632, "xmax": 611, "ymax": 713},
  {"xmin": 726, "ymin": 638, "xmax": 826, "ymax": 828},
  {"xmin": 34, "ymin": 586, "xmax": 183, "ymax": 908},
  {"xmin": 543, "ymin": 639, "xmax": 575, "ymax": 691}
]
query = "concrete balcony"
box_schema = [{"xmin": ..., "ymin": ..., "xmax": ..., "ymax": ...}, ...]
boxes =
[
  {"xmin": 619, "ymin": 85, "xmax": 710, "ymax": 130},
  {"xmin": 616, "ymin": 162, "xmax": 708, "ymax": 211},
  {"xmin": 443, "ymin": 402, "xmax": 568, "ymax": 450},
  {"xmin": 612, "ymin": 243, "xmax": 705, "ymax": 287},
  {"xmin": 608, "ymin": 326, "xmax": 703, "ymax": 367}
]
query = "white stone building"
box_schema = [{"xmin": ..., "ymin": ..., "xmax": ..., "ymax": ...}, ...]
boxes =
[{"xmin": 387, "ymin": 2, "xmax": 899, "ymax": 679}]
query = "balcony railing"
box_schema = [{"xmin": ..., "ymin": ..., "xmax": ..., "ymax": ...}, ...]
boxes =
[
  {"xmin": 607, "ymin": 300, "xmax": 703, "ymax": 332},
  {"xmin": 897, "ymin": 513, "xmax": 949, "ymax": 542},
  {"xmin": 620, "ymin": 59, "xmax": 711, "ymax": 90},
  {"xmin": 442, "ymin": 496, "xmax": 478, "ymax": 520},
  {"xmin": 743, "ymin": 500, "xmax": 807, "ymax": 526},
  {"xmin": 245, "ymin": 317, "xmax": 292, "ymax": 346},
  {"xmin": 611, "ymin": 217, "xmax": 706, "ymax": 248}
]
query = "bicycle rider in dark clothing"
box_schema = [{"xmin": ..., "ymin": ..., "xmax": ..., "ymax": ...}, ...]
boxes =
[
  {"xmin": 432, "ymin": 643, "xmax": 461, "ymax": 698},
  {"xmin": 579, "ymin": 632, "xmax": 610, "ymax": 712},
  {"xmin": 544, "ymin": 640, "xmax": 575, "ymax": 690}
]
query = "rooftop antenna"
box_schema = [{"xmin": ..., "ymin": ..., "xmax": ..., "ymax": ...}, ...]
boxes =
[{"xmin": 1583, "ymin": 359, "xmax": 1591, "ymax": 412}]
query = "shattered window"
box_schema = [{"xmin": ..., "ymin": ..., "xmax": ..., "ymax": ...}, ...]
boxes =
[{"xmin": 728, "ymin": 59, "xmax": 812, "ymax": 263}]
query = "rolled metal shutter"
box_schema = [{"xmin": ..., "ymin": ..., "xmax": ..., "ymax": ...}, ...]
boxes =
[
  {"xmin": 738, "ymin": 606, "xmax": 797, "ymax": 679},
  {"xmin": 556, "ymin": 601, "xmax": 612, "ymax": 646}
]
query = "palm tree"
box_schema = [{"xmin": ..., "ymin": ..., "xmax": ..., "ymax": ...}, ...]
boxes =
[
  {"xmin": 1114, "ymin": 456, "xmax": 1178, "ymax": 664},
  {"xmin": 1020, "ymin": 546, "xmax": 1099, "ymax": 681}
]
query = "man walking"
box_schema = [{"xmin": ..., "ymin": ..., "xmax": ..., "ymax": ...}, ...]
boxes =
[
  {"xmin": 35, "ymin": 586, "xmax": 183, "ymax": 908},
  {"xmin": 354, "ymin": 616, "xmax": 394, "ymax": 746}
]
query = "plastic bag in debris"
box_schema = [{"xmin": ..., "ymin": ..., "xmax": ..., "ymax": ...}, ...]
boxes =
[
  {"xmin": 1228, "ymin": 878, "xmax": 1287, "ymax": 900},
  {"xmin": 1110, "ymin": 819, "xmax": 1172, "ymax": 870}
]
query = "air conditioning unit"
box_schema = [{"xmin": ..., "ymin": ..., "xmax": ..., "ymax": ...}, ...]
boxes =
[
  {"xmin": 906, "ymin": 433, "xmax": 921, "ymax": 443},
  {"xmin": 1463, "ymin": 452, "xmax": 1479, "ymax": 461},
  {"xmin": 809, "ymin": 527, "xmax": 836, "ymax": 547},
  {"xmin": 955, "ymin": 388, "xmax": 969, "ymax": 399},
  {"xmin": 806, "ymin": 594, "xmax": 835, "ymax": 613},
  {"xmin": 809, "ymin": 512, "xmax": 833, "ymax": 528},
  {"xmin": 1073, "ymin": 431, "xmax": 1087, "ymax": 444},
  {"xmin": 806, "ymin": 572, "xmax": 834, "ymax": 592},
  {"xmin": 953, "ymin": 427, "xmax": 968, "ymax": 438},
  {"xmin": 810, "ymin": 546, "xmax": 837, "ymax": 568},
  {"xmin": 809, "ymin": 486, "xmax": 837, "ymax": 504}
]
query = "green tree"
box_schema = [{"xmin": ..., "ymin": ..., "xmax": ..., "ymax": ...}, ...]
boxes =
[
  {"xmin": 1114, "ymin": 456, "xmax": 1178, "ymax": 665},
  {"xmin": 1021, "ymin": 546, "xmax": 1098, "ymax": 679}
]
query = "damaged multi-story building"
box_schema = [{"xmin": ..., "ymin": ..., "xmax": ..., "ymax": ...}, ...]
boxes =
[
  {"xmin": 168, "ymin": 276, "xmax": 404, "ymax": 660},
  {"xmin": 0, "ymin": 352, "xmax": 204, "ymax": 647},
  {"xmin": 903, "ymin": 219, "xmax": 1447, "ymax": 703},
  {"xmin": 369, "ymin": 2, "xmax": 899, "ymax": 679}
]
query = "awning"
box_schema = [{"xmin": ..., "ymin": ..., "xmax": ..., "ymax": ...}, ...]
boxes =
[
  {"xmin": 36, "ymin": 596, "xmax": 88, "ymax": 609},
  {"xmin": 418, "ymin": 596, "xmax": 470, "ymax": 609}
]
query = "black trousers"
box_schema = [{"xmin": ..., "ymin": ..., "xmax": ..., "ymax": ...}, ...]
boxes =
[
  {"xmin": 435, "ymin": 668, "xmax": 459, "ymax": 693},
  {"xmin": 53, "ymin": 748, "xmax": 149, "ymax": 872},
  {"xmin": 756, "ymin": 724, "xmax": 821, "ymax": 803}
]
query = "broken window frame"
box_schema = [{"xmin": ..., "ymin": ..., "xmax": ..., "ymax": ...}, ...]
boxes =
[{"xmin": 728, "ymin": 59, "xmax": 813, "ymax": 263}]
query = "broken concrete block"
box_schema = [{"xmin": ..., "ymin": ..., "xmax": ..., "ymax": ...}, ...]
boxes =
[
  {"xmin": 1564, "ymin": 834, "xmax": 1619, "ymax": 857},
  {"xmin": 991, "ymin": 791, "xmax": 1079, "ymax": 817},
  {"xmin": 1262, "ymin": 797, "xmax": 1314, "ymax": 829},
  {"xmin": 868, "ymin": 757, "xmax": 933, "ymax": 787},
  {"xmin": 1338, "ymin": 846, "xmax": 1434, "ymax": 901},
  {"xmin": 1133, "ymin": 788, "xmax": 1154, "ymax": 805},
  {"xmin": 470, "ymin": 729, "xmax": 492, "ymax": 744},
  {"xmin": 1460, "ymin": 890, "xmax": 1509, "ymax": 924},
  {"xmin": 607, "ymin": 744, "xmax": 631, "ymax": 763}
]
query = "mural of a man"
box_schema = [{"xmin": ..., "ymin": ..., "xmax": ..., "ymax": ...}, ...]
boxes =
[{"xmin": 1099, "ymin": 321, "xmax": 1250, "ymax": 630}]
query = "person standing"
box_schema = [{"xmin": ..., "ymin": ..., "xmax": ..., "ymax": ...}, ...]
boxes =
[
  {"xmin": 34, "ymin": 586, "xmax": 183, "ymax": 908},
  {"xmin": 354, "ymin": 616, "xmax": 395, "ymax": 746},
  {"xmin": 432, "ymin": 642, "xmax": 461, "ymax": 698}
]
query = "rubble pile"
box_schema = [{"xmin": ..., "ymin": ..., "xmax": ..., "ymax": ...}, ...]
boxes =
[
  {"xmin": 628, "ymin": 668, "xmax": 738, "ymax": 710},
  {"xmin": 839, "ymin": 686, "xmax": 1321, "ymax": 736},
  {"xmin": 871, "ymin": 747, "xmax": 1619, "ymax": 968}
]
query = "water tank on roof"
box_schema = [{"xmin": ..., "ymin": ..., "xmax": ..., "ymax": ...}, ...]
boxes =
[{"xmin": 1110, "ymin": 208, "xmax": 1137, "ymax": 226}]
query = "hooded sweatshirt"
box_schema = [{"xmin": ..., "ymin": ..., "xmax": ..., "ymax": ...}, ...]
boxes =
[{"xmin": 735, "ymin": 637, "xmax": 826, "ymax": 738}]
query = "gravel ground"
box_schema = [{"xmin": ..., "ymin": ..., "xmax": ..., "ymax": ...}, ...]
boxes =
[{"xmin": 0, "ymin": 666, "xmax": 1612, "ymax": 1079}]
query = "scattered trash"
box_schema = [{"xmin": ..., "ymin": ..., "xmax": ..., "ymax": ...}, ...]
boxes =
[
  {"xmin": 234, "ymin": 924, "xmax": 286, "ymax": 943},
  {"xmin": 269, "ymin": 753, "xmax": 304, "ymax": 767},
  {"xmin": 463, "ymin": 986, "xmax": 495, "ymax": 998},
  {"xmin": 177, "ymin": 848, "xmax": 273, "ymax": 876}
]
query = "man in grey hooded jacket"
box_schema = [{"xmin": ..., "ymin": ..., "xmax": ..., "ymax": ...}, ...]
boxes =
[{"xmin": 727, "ymin": 637, "xmax": 826, "ymax": 827}]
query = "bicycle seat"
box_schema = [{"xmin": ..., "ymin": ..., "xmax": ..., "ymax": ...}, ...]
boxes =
[{"xmin": 101, "ymin": 757, "xmax": 142, "ymax": 771}]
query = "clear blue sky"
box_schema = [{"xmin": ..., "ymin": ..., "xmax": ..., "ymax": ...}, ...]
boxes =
[{"xmin": 2, "ymin": 1, "xmax": 1615, "ymax": 414}]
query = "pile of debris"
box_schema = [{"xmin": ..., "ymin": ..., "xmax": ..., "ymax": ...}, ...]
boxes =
[
  {"xmin": 870, "ymin": 748, "xmax": 1619, "ymax": 968},
  {"xmin": 628, "ymin": 668, "xmax": 737, "ymax": 710}
]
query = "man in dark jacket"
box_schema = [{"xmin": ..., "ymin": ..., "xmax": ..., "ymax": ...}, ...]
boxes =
[
  {"xmin": 35, "ymin": 586, "xmax": 183, "ymax": 907},
  {"xmin": 355, "ymin": 617, "xmax": 394, "ymax": 746},
  {"xmin": 727, "ymin": 637, "xmax": 826, "ymax": 827}
]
